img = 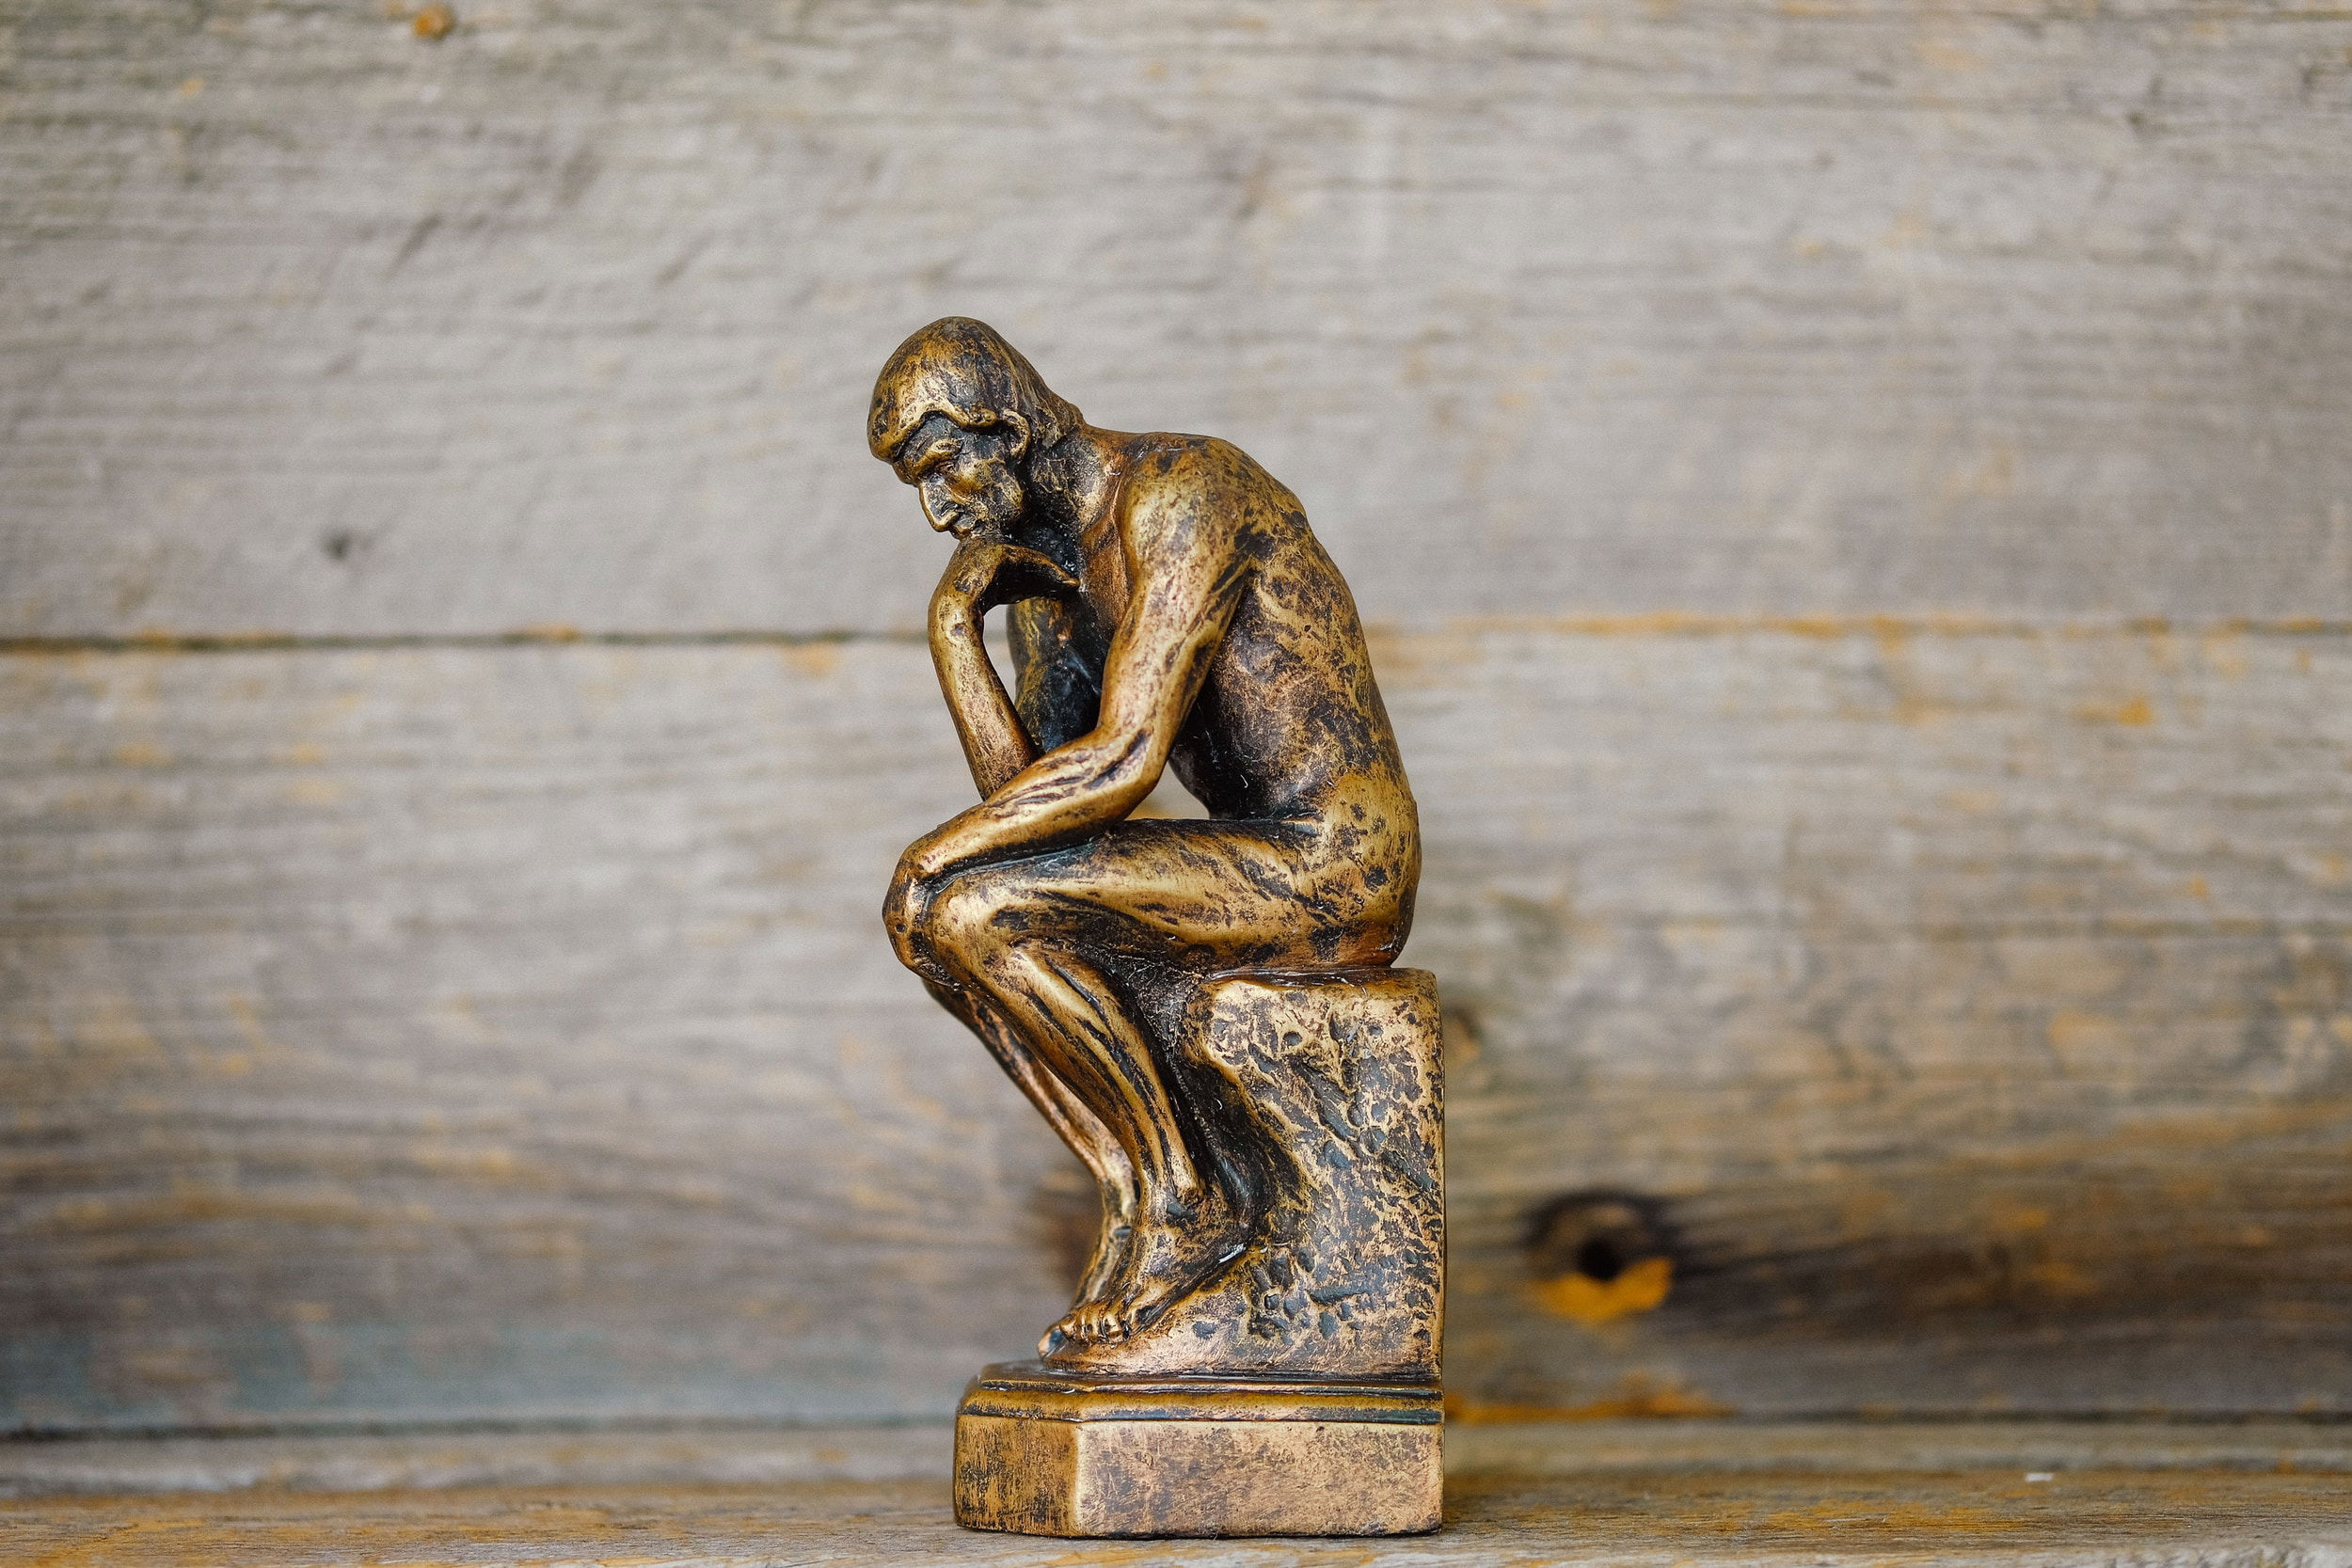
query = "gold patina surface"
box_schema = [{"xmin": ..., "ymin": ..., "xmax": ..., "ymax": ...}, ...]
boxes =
[{"xmin": 870, "ymin": 319, "xmax": 1444, "ymax": 1535}]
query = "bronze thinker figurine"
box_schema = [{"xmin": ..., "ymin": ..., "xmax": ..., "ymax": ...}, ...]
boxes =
[{"xmin": 872, "ymin": 319, "xmax": 1443, "ymax": 1537}]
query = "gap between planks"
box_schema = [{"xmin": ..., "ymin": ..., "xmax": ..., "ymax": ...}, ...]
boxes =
[
  {"xmin": 2, "ymin": 616, "xmax": 2348, "ymax": 659},
  {"xmin": 3, "ymin": 1420, "xmax": 2346, "ymax": 1499}
]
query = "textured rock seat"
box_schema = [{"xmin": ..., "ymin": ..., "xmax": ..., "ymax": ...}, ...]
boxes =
[
  {"xmin": 1050, "ymin": 964, "xmax": 1444, "ymax": 1380},
  {"xmin": 953, "ymin": 966, "xmax": 1444, "ymax": 1537}
]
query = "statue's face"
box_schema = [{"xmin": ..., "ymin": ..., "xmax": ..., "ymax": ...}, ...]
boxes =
[{"xmin": 891, "ymin": 413, "xmax": 1024, "ymax": 540}]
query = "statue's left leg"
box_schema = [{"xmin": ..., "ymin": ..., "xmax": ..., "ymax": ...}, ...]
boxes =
[
  {"xmin": 916, "ymin": 818, "xmax": 1408, "ymax": 1346},
  {"xmin": 924, "ymin": 980, "xmax": 1137, "ymax": 1309},
  {"xmin": 924, "ymin": 916, "xmax": 1248, "ymax": 1347}
]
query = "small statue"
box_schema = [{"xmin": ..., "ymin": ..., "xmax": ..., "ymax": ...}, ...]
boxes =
[{"xmin": 872, "ymin": 320, "xmax": 1443, "ymax": 1537}]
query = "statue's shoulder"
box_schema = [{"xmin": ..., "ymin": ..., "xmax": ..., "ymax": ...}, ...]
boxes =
[
  {"xmin": 1119, "ymin": 433, "xmax": 1299, "ymax": 538},
  {"xmin": 1122, "ymin": 431, "xmax": 1237, "ymax": 485}
]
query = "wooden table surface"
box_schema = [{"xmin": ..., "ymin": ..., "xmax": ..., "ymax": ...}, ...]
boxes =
[{"xmin": 5, "ymin": 1421, "xmax": 2345, "ymax": 1567}]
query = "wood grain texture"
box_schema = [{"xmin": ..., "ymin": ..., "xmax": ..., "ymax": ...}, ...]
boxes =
[
  {"xmin": 0, "ymin": 639, "xmax": 1067, "ymax": 1427},
  {"xmin": 5, "ymin": 625, "xmax": 2345, "ymax": 1428},
  {"xmin": 8, "ymin": 1420, "xmax": 2350, "ymax": 1499},
  {"xmin": 5, "ymin": 1425, "xmax": 2351, "ymax": 1567},
  {"xmin": 1403, "ymin": 619, "xmax": 2352, "ymax": 1417},
  {"xmin": 8, "ymin": 0, "xmax": 2351, "ymax": 1435},
  {"xmin": 0, "ymin": 1423, "xmax": 959, "ymax": 1498},
  {"xmin": 5, "ymin": 0, "xmax": 2352, "ymax": 637}
]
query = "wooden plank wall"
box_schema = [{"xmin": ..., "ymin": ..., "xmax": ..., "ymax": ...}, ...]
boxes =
[{"xmin": 3, "ymin": 0, "xmax": 2347, "ymax": 1428}]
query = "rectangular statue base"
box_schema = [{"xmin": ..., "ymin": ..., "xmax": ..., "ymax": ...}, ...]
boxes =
[{"xmin": 953, "ymin": 1362, "xmax": 1442, "ymax": 1538}]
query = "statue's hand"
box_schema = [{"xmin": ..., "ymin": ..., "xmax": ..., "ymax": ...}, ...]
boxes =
[{"xmin": 930, "ymin": 539, "xmax": 1079, "ymax": 625}]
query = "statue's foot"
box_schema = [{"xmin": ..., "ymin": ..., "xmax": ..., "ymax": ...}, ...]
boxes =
[
  {"xmin": 1038, "ymin": 1219, "xmax": 1136, "ymax": 1357},
  {"xmin": 1045, "ymin": 1196, "xmax": 1250, "ymax": 1354}
]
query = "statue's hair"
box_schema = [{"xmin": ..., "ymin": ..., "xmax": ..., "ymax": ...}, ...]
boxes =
[{"xmin": 867, "ymin": 317, "xmax": 1084, "ymax": 463}]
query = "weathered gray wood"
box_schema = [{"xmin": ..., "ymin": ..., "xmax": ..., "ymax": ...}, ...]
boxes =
[
  {"xmin": 18, "ymin": 1419, "xmax": 2352, "ymax": 1504},
  {"xmin": 0, "ymin": 639, "xmax": 1067, "ymax": 1428},
  {"xmin": 0, "ymin": 1422, "xmax": 958, "ymax": 1499},
  {"xmin": 5, "ymin": 626, "xmax": 2344, "ymax": 1429},
  {"xmin": 5, "ymin": 0, "xmax": 2352, "ymax": 637},
  {"xmin": 8, "ymin": 1419, "xmax": 2345, "ymax": 1499},
  {"xmin": 5, "ymin": 1424, "xmax": 2351, "ymax": 1565},
  {"xmin": 1406, "ymin": 620, "xmax": 2352, "ymax": 1418}
]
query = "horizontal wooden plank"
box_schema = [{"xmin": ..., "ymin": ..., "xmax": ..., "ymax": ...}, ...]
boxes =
[
  {"xmin": 8, "ymin": 1419, "xmax": 2346, "ymax": 1499},
  {"xmin": 5, "ymin": 1428, "xmax": 2351, "ymax": 1566},
  {"xmin": 5, "ymin": 1, "xmax": 2352, "ymax": 637},
  {"xmin": 3, "ymin": 624, "xmax": 2348, "ymax": 1429},
  {"xmin": 0, "ymin": 639, "xmax": 1058, "ymax": 1427},
  {"xmin": 1407, "ymin": 619, "xmax": 2352, "ymax": 1418},
  {"xmin": 0, "ymin": 1422, "xmax": 956, "ymax": 1499}
]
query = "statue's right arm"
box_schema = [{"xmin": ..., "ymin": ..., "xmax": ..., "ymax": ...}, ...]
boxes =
[
  {"xmin": 903, "ymin": 446, "xmax": 1258, "ymax": 879},
  {"xmin": 930, "ymin": 564, "xmax": 1035, "ymax": 800},
  {"xmin": 928, "ymin": 540, "xmax": 1083, "ymax": 799}
]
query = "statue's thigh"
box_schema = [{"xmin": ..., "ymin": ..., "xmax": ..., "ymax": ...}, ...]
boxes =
[{"xmin": 980, "ymin": 821, "xmax": 1319, "ymax": 965}]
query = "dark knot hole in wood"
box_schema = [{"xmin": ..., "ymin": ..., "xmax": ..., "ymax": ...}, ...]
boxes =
[{"xmin": 1527, "ymin": 1191, "xmax": 1677, "ymax": 1289}]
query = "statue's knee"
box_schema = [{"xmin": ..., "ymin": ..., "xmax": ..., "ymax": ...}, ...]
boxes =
[
  {"xmin": 924, "ymin": 877, "xmax": 1005, "ymax": 963},
  {"xmin": 882, "ymin": 875, "xmax": 928, "ymax": 972},
  {"xmin": 886, "ymin": 869, "xmax": 972, "ymax": 974}
]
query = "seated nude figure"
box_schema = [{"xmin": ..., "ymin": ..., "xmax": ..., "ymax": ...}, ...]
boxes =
[{"xmin": 872, "ymin": 319, "xmax": 1419, "ymax": 1356}]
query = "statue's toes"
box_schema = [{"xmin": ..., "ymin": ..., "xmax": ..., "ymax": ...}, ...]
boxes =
[
  {"xmin": 1039, "ymin": 1307, "xmax": 1096, "ymax": 1357},
  {"xmin": 1041, "ymin": 1296, "xmax": 1130, "ymax": 1355}
]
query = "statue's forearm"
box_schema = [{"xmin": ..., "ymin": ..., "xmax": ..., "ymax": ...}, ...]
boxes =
[
  {"xmin": 912, "ymin": 497, "xmax": 1233, "ymax": 879},
  {"xmin": 930, "ymin": 609, "xmax": 1034, "ymax": 799},
  {"xmin": 909, "ymin": 723, "xmax": 1161, "ymax": 880}
]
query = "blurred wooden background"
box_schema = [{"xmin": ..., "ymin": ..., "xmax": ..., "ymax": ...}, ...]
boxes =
[{"xmin": 3, "ymin": 0, "xmax": 2348, "ymax": 1433}]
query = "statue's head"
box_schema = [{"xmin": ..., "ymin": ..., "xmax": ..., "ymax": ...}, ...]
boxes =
[{"xmin": 868, "ymin": 317, "xmax": 1082, "ymax": 540}]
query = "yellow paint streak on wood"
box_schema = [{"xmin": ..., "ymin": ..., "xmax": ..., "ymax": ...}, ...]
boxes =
[
  {"xmin": 2202, "ymin": 629, "xmax": 2252, "ymax": 677},
  {"xmin": 1450, "ymin": 1373, "xmax": 1732, "ymax": 1425},
  {"xmin": 1749, "ymin": 1498, "xmax": 2005, "ymax": 1533},
  {"xmin": 35, "ymin": 1184, "xmax": 382, "ymax": 1234},
  {"xmin": 782, "ymin": 641, "xmax": 840, "ymax": 678},
  {"xmin": 2046, "ymin": 1008, "xmax": 2122, "ymax": 1058},
  {"xmin": 2076, "ymin": 695, "xmax": 2153, "ymax": 725},
  {"xmin": 1916, "ymin": 39, "xmax": 1985, "ymax": 72},
  {"xmin": 1533, "ymin": 1256, "xmax": 1674, "ymax": 1324}
]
